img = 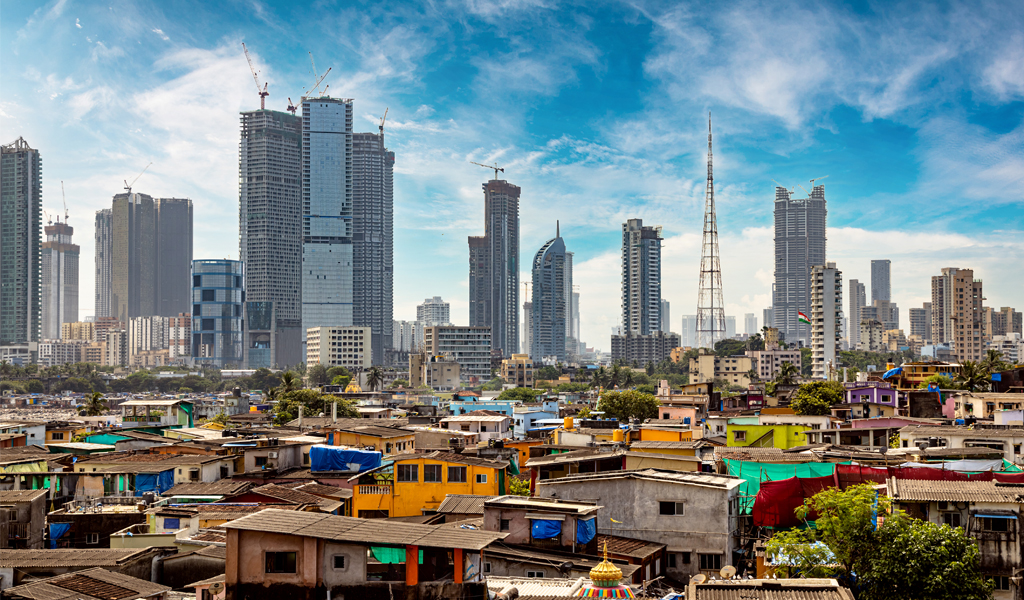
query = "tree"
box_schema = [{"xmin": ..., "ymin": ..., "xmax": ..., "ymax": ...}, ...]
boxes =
[
  {"xmin": 746, "ymin": 369, "xmax": 759, "ymax": 384},
  {"xmin": 82, "ymin": 389, "xmax": 107, "ymax": 413},
  {"xmin": 209, "ymin": 411, "xmax": 230, "ymax": 425},
  {"xmin": 596, "ymin": 389, "xmax": 660, "ymax": 422},
  {"xmin": 497, "ymin": 387, "xmax": 539, "ymax": 401},
  {"xmin": 307, "ymin": 364, "xmax": 329, "ymax": 387},
  {"xmin": 957, "ymin": 360, "xmax": 989, "ymax": 392},
  {"xmin": 331, "ymin": 374, "xmax": 352, "ymax": 387},
  {"xmin": 366, "ymin": 366, "xmax": 385, "ymax": 391},
  {"xmin": 390, "ymin": 379, "xmax": 410, "ymax": 389},
  {"xmin": 775, "ymin": 362, "xmax": 799, "ymax": 386},
  {"xmin": 645, "ymin": 362, "xmax": 655, "ymax": 376},
  {"xmin": 536, "ymin": 366, "xmax": 561, "ymax": 381},
  {"xmin": 791, "ymin": 381, "xmax": 844, "ymax": 416},
  {"xmin": 714, "ymin": 338, "xmax": 745, "ymax": 357},
  {"xmin": 621, "ymin": 370, "xmax": 634, "ymax": 388},
  {"xmin": 508, "ymin": 475, "xmax": 531, "ymax": 496},
  {"xmin": 800, "ymin": 347, "xmax": 813, "ymax": 377},
  {"xmin": 635, "ymin": 383, "xmax": 657, "ymax": 395},
  {"xmin": 280, "ymin": 371, "xmax": 301, "ymax": 393},
  {"xmin": 919, "ymin": 374, "xmax": 958, "ymax": 389},
  {"xmin": 981, "ymin": 349, "xmax": 1009, "ymax": 376},
  {"xmin": 555, "ymin": 382, "xmax": 589, "ymax": 393},
  {"xmin": 23, "ymin": 379, "xmax": 44, "ymax": 393},
  {"xmin": 273, "ymin": 389, "xmax": 358, "ymax": 425}
]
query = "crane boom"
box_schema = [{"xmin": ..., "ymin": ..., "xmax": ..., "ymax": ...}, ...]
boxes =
[
  {"xmin": 305, "ymin": 51, "xmax": 332, "ymax": 97},
  {"xmin": 470, "ymin": 161, "xmax": 504, "ymax": 180},
  {"xmin": 241, "ymin": 42, "xmax": 269, "ymax": 109},
  {"xmin": 61, "ymin": 180, "xmax": 68, "ymax": 223},
  {"xmin": 124, "ymin": 162, "xmax": 153, "ymax": 195},
  {"xmin": 809, "ymin": 175, "xmax": 829, "ymax": 187},
  {"xmin": 379, "ymin": 107, "xmax": 388, "ymax": 136}
]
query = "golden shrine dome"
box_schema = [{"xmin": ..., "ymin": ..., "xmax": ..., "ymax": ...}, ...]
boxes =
[{"xmin": 589, "ymin": 543, "xmax": 623, "ymax": 585}]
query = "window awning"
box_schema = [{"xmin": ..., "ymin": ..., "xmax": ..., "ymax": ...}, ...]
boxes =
[{"xmin": 974, "ymin": 514, "xmax": 1017, "ymax": 519}]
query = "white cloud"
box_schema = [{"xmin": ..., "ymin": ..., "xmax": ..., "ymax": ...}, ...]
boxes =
[
  {"xmin": 151, "ymin": 28, "xmax": 170, "ymax": 42},
  {"xmin": 91, "ymin": 41, "xmax": 125, "ymax": 62},
  {"xmin": 983, "ymin": 34, "xmax": 1024, "ymax": 100},
  {"xmin": 75, "ymin": 18, "xmax": 81, "ymax": 28}
]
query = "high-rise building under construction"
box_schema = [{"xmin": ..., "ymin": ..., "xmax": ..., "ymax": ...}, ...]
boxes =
[
  {"xmin": 41, "ymin": 220, "xmax": 79, "ymax": 340},
  {"xmin": 468, "ymin": 178, "xmax": 520, "ymax": 356},
  {"xmin": 773, "ymin": 185, "xmax": 827, "ymax": 346}
]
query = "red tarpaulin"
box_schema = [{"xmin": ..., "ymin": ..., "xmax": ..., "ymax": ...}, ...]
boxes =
[
  {"xmin": 835, "ymin": 464, "xmax": 1024, "ymax": 487},
  {"xmin": 752, "ymin": 475, "xmax": 836, "ymax": 527}
]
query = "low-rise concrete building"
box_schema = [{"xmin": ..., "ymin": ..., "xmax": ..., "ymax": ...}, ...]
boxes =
[
  {"xmin": 439, "ymin": 412, "xmax": 511, "ymax": 442},
  {"xmin": 0, "ymin": 547, "xmax": 165, "ymax": 590},
  {"xmin": 306, "ymin": 326, "xmax": 373, "ymax": 371},
  {"xmin": 0, "ymin": 489, "xmax": 47, "ymax": 549},
  {"xmin": 898, "ymin": 425, "xmax": 1024, "ymax": 463}
]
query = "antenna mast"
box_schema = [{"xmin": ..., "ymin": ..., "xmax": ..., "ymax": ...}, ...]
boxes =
[{"xmin": 696, "ymin": 112, "xmax": 726, "ymax": 350}]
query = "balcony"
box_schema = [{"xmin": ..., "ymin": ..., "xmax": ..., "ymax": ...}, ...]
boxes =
[
  {"xmin": 358, "ymin": 484, "xmax": 392, "ymax": 496},
  {"xmin": 8, "ymin": 522, "xmax": 29, "ymax": 540}
]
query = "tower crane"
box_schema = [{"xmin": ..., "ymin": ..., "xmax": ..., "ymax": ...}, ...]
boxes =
[
  {"xmin": 124, "ymin": 163, "xmax": 153, "ymax": 195},
  {"xmin": 809, "ymin": 175, "xmax": 829, "ymax": 187},
  {"xmin": 286, "ymin": 98, "xmax": 298, "ymax": 114},
  {"xmin": 470, "ymin": 161, "xmax": 503, "ymax": 180},
  {"xmin": 61, "ymin": 181, "xmax": 68, "ymax": 223},
  {"xmin": 379, "ymin": 107, "xmax": 388, "ymax": 137},
  {"xmin": 305, "ymin": 52, "xmax": 332, "ymax": 97},
  {"xmin": 241, "ymin": 43, "xmax": 269, "ymax": 110},
  {"xmin": 771, "ymin": 179, "xmax": 795, "ymax": 194}
]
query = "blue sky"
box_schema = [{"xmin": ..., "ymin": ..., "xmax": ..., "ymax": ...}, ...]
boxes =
[{"xmin": 3, "ymin": 0, "xmax": 1022, "ymax": 350}]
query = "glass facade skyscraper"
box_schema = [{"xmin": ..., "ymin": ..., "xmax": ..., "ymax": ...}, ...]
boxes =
[
  {"xmin": 772, "ymin": 185, "xmax": 827, "ymax": 346},
  {"xmin": 192, "ymin": 259, "xmax": 244, "ymax": 368},
  {"xmin": 531, "ymin": 228, "xmax": 571, "ymax": 361},
  {"xmin": 0, "ymin": 137, "xmax": 42, "ymax": 347}
]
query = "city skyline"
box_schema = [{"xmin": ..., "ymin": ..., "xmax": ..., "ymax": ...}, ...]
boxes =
[{"xmin": 2, "ymin": 1, "xmax": 1022, "ymax": 351}]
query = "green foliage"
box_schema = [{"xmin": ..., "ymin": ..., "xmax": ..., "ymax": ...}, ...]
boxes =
[
  {"xmin": 210, "ymin": 411, "xmax": 230, "ymax": 425},
  {"xmin": 480, "ymin": 377, "xmax": 504, "ymax": 391},
  {"xmin": 747, "ymin": 333, "xmax": 765, "ymax": 351},
  {"xmin": 366, "ymin": 366, "xmax": 385, "ymax": 391},
  {"xmin": 918, "ymin": 374, "xmax": 958, "ymax": 390},
  {"xmin": 273, "ymin": 389, "xmax": 358, "ymax": 425},
  {"xmin": 981, "ymin": 349, "xmax": 1010, "ymax": 374},
  {"xmin": 54, "ymin": 377, "xmax": 95, "ymax": 394},
  {"xmin": 508, "ymin": 475, "xmax": 531, "ymax": 496},
  {"xmin": 800, "ymin": 347, "xmax": 813, "ymax": 376},
  {"xmin": 326, "ymin": 366, "xmax": 351, "ymax": 382},
  {"xmin": 331, "ymin": 375, "xmax": 352, "ymax": 387},
  {"xmin": 23, "ymin": 379, "xmax": 44, "ymax": 393},
  {"xmin": 957, "ymin": 360, "xmax": 990, "ymax": 392},
  {"xmin": 536, "ymin": 366, "xmax": 561, "ymax": 381},
  {"xmin": 307, "ymin": 364, "xmax": 329, "ymax": 387},
  {"xmin": 596, "ymin": 389, "xmax": 660, "ymax": 422},
  {"xmin": 791, "ymin": 381, "xmax": 844, "ymax": 415},
  {"xmin": 83, "ymin": 391, "xmax": 107, "ymax": 416},
  {"xmin": 765, "ymin": 528, "xmax": 838, "ymax": 579},
  {"xmin": 555, "ymin": 382, "xmax": 589, "ymax": 393},
  {"xmin": 390, "ymin": 379, "xmax": 409, "ymax": 389},
  {"xmin": 635, "ymin": 383, "xmax": 657, "ymax": 395},
  {"xmin": 497, "ymin": 387, "xmax": 539, "ymax": 401},
  {"xmin": 714, "ymin": 338, "xmax": 746, "ymax": 357},
  {"xmin": 280, "ymin": 370, "xmax": 301, "ymax": 392},
  {"xmin": 575, "ymin": 407, "xmax": 592, "ymax": 418}
]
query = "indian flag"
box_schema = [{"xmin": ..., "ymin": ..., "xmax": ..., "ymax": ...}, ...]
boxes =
[{"xmin": 798, "ymin": 311, "xmax": 811, "ymax": 324}]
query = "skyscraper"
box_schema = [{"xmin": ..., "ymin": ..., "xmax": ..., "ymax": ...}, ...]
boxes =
[
  {"xmin": 680, "ymin": 315, "xmax": 698, "ymax": 348},
  {"xmin": 696, "ymin": 115, "xmax": 725, "ymax": 349},
  {"xmin": 522, "ymin": 300, "xmax": 533, "ymax": 356},
  {"xmin": 725, "ymin": 316, "xmax": 737, "ymax": 339},
  {"xmin": 661, "ymin": 301, "xmax": 672, "ymax": 334},
  {"xmin": 931, "ymin": 268, "xmax": 958, "ymax": 344},
  {"xmin": 932, "ymin": 268, "xmax": 983, "ymax": 363},
  {"xmin": 910, "ymin": 303, "xmax": 932, "ymax": 343},
  {"xmin": 417, "ymin": 296, "xmax": 450, "ymax": 326},
  {"xmin": 107, "ymin": 193, "xmax": 193, "ymax": 323},
  {"xmin": 352, "ymin": 130, "xmax": 394, "ymax": 365},
  {"xmin": 468, "ymin": 178, "xmax": 520, "ymax": 356},
  {"xmin": 191, "ymin": 259, "xmax": 244, "ymax": 368},
  {"xmin": 531, "ymin": 224, "xmax": 571, "ymax": 362},
  {"xmin": 848, "ymin": 279, "xmax": 866, "ymax": 348},
  {"xmin": 94, "ymin": 209, "xmax": 112, "ymax": 318},
  {"xmin": 744, "ymin": 313, "xmax": 757, "ymax": 336},
  {"xmin": 0, "ymin": 137, "xmax": 41, "ymax": 347},
  {"xmin": 41, "ymin": 219, "xmax": 79, "ymax": 340},
  {"xmin": 621, "ymin": 218, "xmax": 662, "ymax": 335},
  {"xmin": 811, "ymin": 262, "xmax": 842, "ymax": 380},
  {"xmin": 239, "ymin": 108, "xmax": 303, "ymax": 367},
  {"xmin": 301, "ymin": 97, "xmax": 354, "ymax": 347},
  {"xmin": 773, "ymin": 184, "xmax": 827, "ymax": 346},
  {"xmin": 871, "ymin": 259, "xmax": 891, "ymax": 303}
]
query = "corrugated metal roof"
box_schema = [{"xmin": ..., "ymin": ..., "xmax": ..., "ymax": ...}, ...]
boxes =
[
  {"xmin": 164, "ymin": 481, "xmax": 255, "ymax": 496},
  {"xmin": 538, "ymin": 468, "xmax": 742, "ymax": 490},
  {"xmin": 630, "ymin": 441, "xmax": 704, "ymax": 449},
  {"xmin": 120, "ymin": 398, "xmax": 191, "ymax": 406},
  {"xmin": 4, "ymin": 567, "xmax": 169, "ymax": 600},
  {"xmin": 436, "ymin": 494, "xmax": 495, "ymax": 515},
  {"xmin": 888, "ymin": 478, "xmax": 1024, "ymax": 503},
  {"xmin": 222, "ymin": 508, "xmax": 506, "ymax": 550},
  {"xmin": 690, "ymin": 579, "xmax": 854, "ymax": 599},
  {"xmin": 0, "ymin": 548, "xmax": 154, "ymax": 568},
  {"xmin": 293, "ymin": 482, "xmax": 353, "ymax": 499},
  {"xmin": 0, "ymin": 489, "xmax": 48, "ymax": 502},
  {"xmin": 714, "ymin": 446, "xmax": 819, "ymax": 463},
  {"xmin": 899, "ymin": 425, "xmax": 1024, "ymax": 439},
  {"xmin": 595, "ymin": 534, "xmax": 665, "ymax": 559},
  {"xmin": 484, "ymin": 495, "xmax": 602, "ymax": 514}
]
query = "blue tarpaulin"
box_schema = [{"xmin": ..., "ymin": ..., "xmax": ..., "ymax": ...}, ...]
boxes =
[
  {"xmin": 135, "ymin": 470, "xmax": 174, "ymax": 495},
  {"xmin": 883, "ymin": 366, "xmax": 903, "ymax": 379},
  {"xmin": 531, "ymin": 519, "xmax": 562, "ymax": 540},
  {"xmin": 576, "ymin": 518, "xmax": 596, "ymax": 544},
  {"xmin": 48, "ymin": 522, "xmax": 71, "ymax": 548},
  {"xmin": 310, "ymin": 445, "xmax": 382, "ymax": 473}
]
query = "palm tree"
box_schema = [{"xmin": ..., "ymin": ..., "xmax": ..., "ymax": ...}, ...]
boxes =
[
  {"xmin": 84, "ymin": 391, "xmax": 107, "ymax": 416},
  {"xmin": 981, "ymin": 349, "xmax": 1008, "ymax": 375},
  {"xmin": 593, "ymin": 366, "xmax": 607, "ymax": 389},
  {"xmin": 280, "ymin": 371, "xmax": 300, "ymax": 393},
  {"xmin": 747, "ymin": 369, "xmax": 760, "ymax": 384},
  {"xmin": 1, "ymin": 360, "xmax": 13, "ymax": 378},
  {"xmin": 366, "ymin": 366, "xmax": 384, "ymax": 391},
  {"xmin": 776, "ymin": 362, "xmax": 799, "ymax": 386},
  {"xmin": 265, "ymin": 386, "xmax": 281, "ymax": 403},
  {"xmin": 622, "ymin": 370, "xmax": 634, "ymax": 389},
  {"xmin": 610, "ymin": 364, "xmax": 622, "ymax": 388},
  {"xmin": 957, "ymin": 360, "xmax": 989, "ymax": 393}
]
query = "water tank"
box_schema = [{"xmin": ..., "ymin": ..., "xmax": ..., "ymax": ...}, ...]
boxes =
[
  {"xmin": 612, "ymin": 429, "xmax": 624, "ymax": 442},
  {"xmin": 563, "ymin": 416, "xmax": 573, "ymax": 430}
]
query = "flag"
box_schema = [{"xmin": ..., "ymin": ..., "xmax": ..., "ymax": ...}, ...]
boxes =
[
  {"xmin": 798, "ymin": 312, "xmax": 810, "ymax": 324},
  {"xmin": 611, "ymin": 517, "xmax": 623, "ymax": 523}
]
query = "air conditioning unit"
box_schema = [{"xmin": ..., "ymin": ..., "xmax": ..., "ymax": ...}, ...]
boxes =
[{"xmin": 268, "ymin": 452, "xmax": 278, "ymax": 459}]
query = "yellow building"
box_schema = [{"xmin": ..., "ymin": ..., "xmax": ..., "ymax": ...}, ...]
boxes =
[
  {"xmin": 501, "ymin": 354, "xmax": 535, "ymax": 387},
  {"xmin": 628, "ymin": 440, "xmax": 700, "ymax": 456},
  {"xmin": 61, "ymin": 321, "xmax": 95, "ymax": 341},
  {"xmin": 349, "ymin": 451, "xmax": 508, "ymax": 518},
  {"xmin": 901, "ymin": 362, "xmax": 963, "ymax": 388},
  {"xmin": 726, "ymin": 423, "xmax": 813, "ymax": 449},
  {"xmin": 689, "ymin": 351, "xmax": 753, "ymax": 387},
  {"xmin": 638, "ymin": 427, "xmax": 694, "ymax": 442},
  {"xmin": 329, "ymin": 425, "xmax": 416, "ymax": 455},
  {"xmin": 45, "ymin": 424, "xmax": 87, "ymax": 445}
]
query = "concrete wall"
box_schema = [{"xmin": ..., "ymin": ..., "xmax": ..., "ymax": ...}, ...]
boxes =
[
  {"xmin": 244, "ymin": 445, "xmax": 302, "ymax": 473},
  {"xmin": 321, "ymin": 541, "xmax": 368, "ymax": 587},
  {"xmin": 538, "ymin": 477, "xmax": 737, "ymax": 579},
  {"xmin": 161, "ymin": 553, "xmax": 226, "ymax": 590},
  {"xmin": 48, "ymin": 511, "xmax": 147, "ymax": 548}
]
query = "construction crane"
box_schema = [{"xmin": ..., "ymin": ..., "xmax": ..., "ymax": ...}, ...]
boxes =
[
  {"xmin": 470, "ymin": 161, "xmax": 503, "ymax": 180},
  {"xmin": 286, "ymin": 97, "xmax": 298, "ymax": 115},
  {"xmin": 124, "ymin": 163, "xmax": 153, "ymax": 195},
  {"xmin": 241, "ymin": 43, "xmax": 269, "ymax": 110},
  {"xmin": 809, "ymin": 175, "xmax": 829, "ymax": 187},
  {"xmin": 61, "ymin": 181, "xmax": 68, "ymax": 223},
  {"xmin": 305, "ymin": 52, "xmax": 332, "ymax": 97},
  {"xmin": 379, "ymin": 107, "xmax": 388, "ymax": 137},
  {"xmin": 771, "ymin": 178, "xmax": 794, "ymax": 194}
]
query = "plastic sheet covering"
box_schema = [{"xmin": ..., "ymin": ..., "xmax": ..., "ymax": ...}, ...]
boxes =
[
  {"xmin": 48, "ymin": 522, "xmax": 71, "ymax": 548},
  {"xmin": 723, "ymin": 459, "xmax": 841, "ymax": 514},
  {"xmin": 577, "ymin": 518, "xmax": 596, "ymax": 544},
  {"xmin": 752, "ymin": 475, "xmax": 836, "ymax": 527},
  {"xmin": 310, "ymin": 445, "xmax": 382, "ymax": 472},
  {"xmin": 371, "ymin": 547, "xmax": 422, "ymax": 564},
  {"xmin": 900, "ymin": 459, "xmax": 1003, "ymax": 472},
  {"xmin": 531, "ymin": 519, "xmax": 562, "ymax": 540}
]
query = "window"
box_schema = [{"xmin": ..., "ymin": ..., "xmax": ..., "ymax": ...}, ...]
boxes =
[
  {"xmin": 500, "ymin": 519, "xmax": 511, "ymax": 531},
  {"xmin": 86, "ymin": 533, "xmax": 99, "ymax": 544},
  {"xmin": 424, "ymin": 464, "xmax": 442, "ymax": 483},
  {"xmin": 484, "ymin": 562, "xmax": 492, "ymax": 573},
  {"xmin": 942, "ymin": 513, "xmax": 962, "ymax": 528},
  {"xmin": 526, "ymin": 571, "xmax": 545, "ymax": 578},
  {"xmin": 981, "ymin": 517, "xmax": 1010, "ymax": 532},
  {"xmin": 189, "ymin": 469, "xmax": 200, "ymax": 482},
  {"xmin": 476, "ymin": 473, "xmax": 488, "ymax": 484},
  {"xmin": 266, "ymin": 552, "xmax": 297, "ymax": 573},
  {"xmin": 660, "ymin": 501, "xmax": 684, "ymax": 516},
  {"xmin": 254, "ymin": 456, "xmax": 268, "ymax": 467},
  {"xmin": 333, "ymin": 555, "xmax": 346, "ymax": 569},
  {"xmin": 461, "ymin": 424, "xmax": 471, "ymax": 432},
  {"xmin": 698, "ymin": 554, "xmax": 722, "ymax": 571},
  {"xmin": 51, "ymin": 432, "xmax": 65, "ymax": 440},
  {"xmin": 202, "ymin": 289, "xmax": 215, "ymax": 301},
  {"xmin": 937, "ymin": 501, "xmax": 948, "ymax": 510},
  {"xmin": 668, "ymin": 554, "xmax": 677, "ymax": 568},
  {"xmin": 991, "ymin": 576, "xmax": 1011, "ymax": 591},
  {"xmin": 221, "ymin": 466, "xmax": 229, "ymax": 479},
  {"xmin": 733, "ymin": 431, "xmax": 746, "ymax": 442},
  {"xmin": 397, "ymin": 464, "xmax": 419, "ymax": 482},
  {"xmin": 681, "ymin": 552, "xmax": 691, "ymax": 564},
  {"xmin": 303, "ymin": 453, "xmax": 310, "ymax": 466}
]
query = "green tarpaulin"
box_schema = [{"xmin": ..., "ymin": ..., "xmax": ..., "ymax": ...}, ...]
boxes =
[
  {"xmin": 371, "ymin": 547, "xmax": 422, "ymax": 564},
  {"xmin": 724, "ymin": 459, "xmax": 846, "ymax": 513}
]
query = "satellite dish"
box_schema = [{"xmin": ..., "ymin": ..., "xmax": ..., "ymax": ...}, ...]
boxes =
[
  {"xmin": 692, "ymin": 574, "xmax": 707, "ymax": 584},
  {"xmin": 720, "ymin": 565, "xmax": 737, "ymax": 579},
  {"xmin": 210, "ymin": 582, "xmax": 224, "ymax": 593}
]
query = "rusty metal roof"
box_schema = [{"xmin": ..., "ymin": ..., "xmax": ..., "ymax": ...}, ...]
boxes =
[
  {"xmin": 595, "ymin": 534, "xmax": 665, "ymax": 559},
  {"xmin": 436, "ymin": 494, "xmax": 496, "ymax": 515},
  {"xmin": 293, "ymin": 482, "xmax": 353, "ymax": 499},
  {"xmin": 0, "ymin": 489, "xmax": 48, "ymax": 502},
  {"xmin": 222, "ymin": 508, "xmax": 506, "ymax": 550},
  {"xmin": 4, "ymin": 567, "xmax": 169, "ymax": 600},
  {"xmin": 164, "ymin": 480, "xmax": 255, "ymax": 496}
]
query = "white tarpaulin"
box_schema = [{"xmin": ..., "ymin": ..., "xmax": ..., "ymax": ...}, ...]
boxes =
[{"xmin": 899, "ymin": 459, "xmax": 1005, "ymax": 472}]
